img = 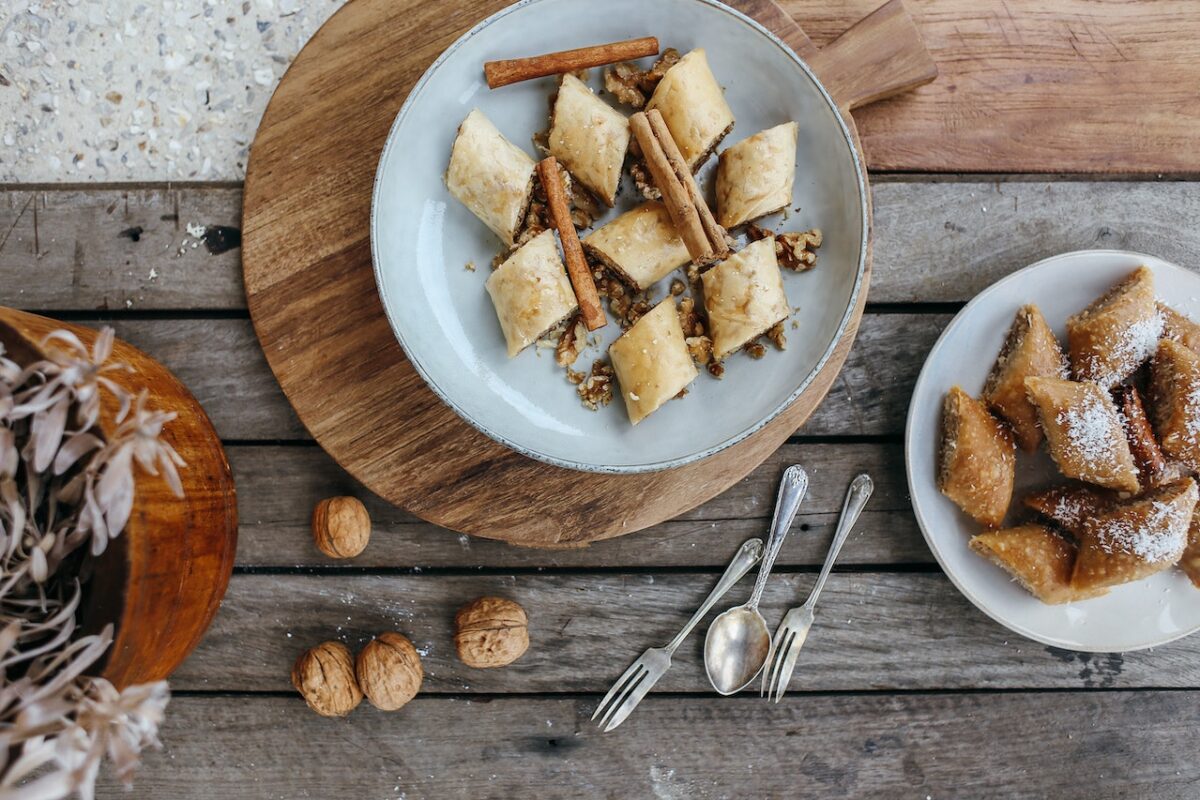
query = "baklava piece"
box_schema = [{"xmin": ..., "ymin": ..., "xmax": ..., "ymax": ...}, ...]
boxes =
[
  {"xmin": 1024, "ymin": 377, "xmax": 1140, "ymax": 493},
  {"xmin": 581, "ymin": 202, "xmax": 690, "ymax": 291},
  {"xmin": 970, "ymin": 525, "xmax": 1108, "ymax": 604},
  {"xmin": 1023, "ymin": 485, "xmax": 1116, "ymax": 535},
  {"xmin": 485, "ymin": 230, "xmax": 578, "ymax": 357},
  {"xmin": 1114, "ymin": 384, "xmax": 1170, "ymax": 489},
  {"xmin": 608, "ymin": 299, "xmax": 698, "ymax": 424},
  {"xmin": 715, "ymin": 122, "xmax": 798, "ymax": 229},
  {"xmin": 548, "ymin": 74, "xmax": 630, "ymax": 207},
  {"xmin": 1071, "ymin": 478, "xmax": 1197, "ymax": 592},
  {"xmin": 445, "ymin": 109, "xmax": 536, "ymax": 246},
  {"xmin": 1065, "ymin": 266, "xmax": 1161, "ymax": 387},
  {"xmin": 603, "ymin": 48, "xmax": 681, "ymax": 109},
  {"xmin": 1181, "ymin": 513, "xmax": 1200, "ymax": 589},
  {"xmin": 938, "ymin": 386, "xmax": 1016, "ymax": 528},
  {"xmin": 983, "ymin": 304, "xmax": 1068, "ymax": 452},
  {"xmin": 1149, "ymin": 338, "xmax": 1200, "ymax": 471},
  {"xmin": 1159, "ymin": 302, "xmax": 1200, "ymax": 355},
  {"xmin": 645, "ymin": 49, "xmax": 735, "ymax": 171},
  {"xmin": 700, "ymin": 237, "xmax": 790, "ymax": 361}
]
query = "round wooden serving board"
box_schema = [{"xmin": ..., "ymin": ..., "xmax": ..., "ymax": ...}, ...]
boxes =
[{"xmin": 242, "ymin": 0, "xmax": 935, "ymax": 547}]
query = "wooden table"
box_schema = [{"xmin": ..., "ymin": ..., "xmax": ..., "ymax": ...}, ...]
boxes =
[{"xmin": 4, "ymin": 2, "xmax": 1200, "ymax": 798}]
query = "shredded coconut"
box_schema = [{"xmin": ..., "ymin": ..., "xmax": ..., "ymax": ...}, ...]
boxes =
[
  {"xmin": 1085, "ymin": 312, "xmax": 1163, "ymax": 386},
  {"xmin": 1186, "ymin": 383, "xmax": 1200, "ymax": 443},
  {"xmin": 1093, "ymin": 499, "xmax": 1189, "ymax": 562},
  {"xmin": 1057, "ymin": 392, "xmax": 1120, "ymax": 479}
]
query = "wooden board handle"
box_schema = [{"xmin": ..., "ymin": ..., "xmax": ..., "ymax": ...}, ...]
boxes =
[{"xmin": 805, "ymin": 0, "xmax": 937, "ymax": 111}]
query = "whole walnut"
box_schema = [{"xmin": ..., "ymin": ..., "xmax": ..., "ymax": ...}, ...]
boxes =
[
  {"xmin": 356, "ymin": 632, "xmax": 423, "ymax": 711},
  {"xmin": 454, "ymin": 596, "xmax": 529, "ymax": 668},
  {"xmin": 312, "ymin": 496, "xmax": 371, "ymax": 559},
  {"xmin": 291, "ymin": 641, "xmax": 363, "ymax": 717}
]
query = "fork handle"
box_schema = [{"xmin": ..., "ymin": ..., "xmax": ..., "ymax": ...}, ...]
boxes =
[
  {"xmin": 804, "ymin": 473, "xmax": 873, "ymax": 611},
  {"xmin": 747, "ymin": 465, "xmax": 809, "ymax": 610},
  {"xmin": 664, "ymin": 537, "xmax": 764, "ymax": 655}
]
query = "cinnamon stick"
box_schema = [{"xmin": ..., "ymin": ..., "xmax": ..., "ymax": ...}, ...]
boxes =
[
  {"xmin": 646, "ymin": 109, "xmax": 730, "ymax": 261},
  {"xmin": 630, "ymin": 112, "xmax": 726, "ymax": 265},
  {"xmin": 536, "ymin": 157, "xmax": 606, "ymax": 331},
  {"xmin": 485, "ymin": 37, "xmax": 660, "ymax": 89}
]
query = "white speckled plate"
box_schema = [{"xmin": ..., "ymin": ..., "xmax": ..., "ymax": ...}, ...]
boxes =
[
  {"xmin": 906, "ymin": 250, "xmax": 1200, "ymax": 653},
  {"xmin": 371, "ymin": 0, "xmax": 867, "ymax": 474}
]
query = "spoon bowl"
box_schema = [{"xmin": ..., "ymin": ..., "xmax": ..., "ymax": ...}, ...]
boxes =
[{"xmin": 704, "ymin": 606, "xmax": 772, "ymax": 695}]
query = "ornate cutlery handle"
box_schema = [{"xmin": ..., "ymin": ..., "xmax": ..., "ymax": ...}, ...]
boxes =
[
  {"xmin": 747, "ymin": 465, "xmax": 809, "ymax": 610},
  {"xmin": 805, "ymin": 473, "xmax": 873, "ymax": 611},
  {"xmin": 665, "ymin": 537, "xmax": 764, "ymax": 655}
]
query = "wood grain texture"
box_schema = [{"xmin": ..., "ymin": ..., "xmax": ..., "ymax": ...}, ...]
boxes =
[
  {"xmin": 240, "ymin": 0, "xmax": 902, "ymax": 546},
  {"xmin": 73, "ymin": 313, "xmax": 940, "ymax": 441},
  {"xmin": 0, "ymin": 309, "xmax": 237, "ymax": 687},
  {"xmin": 784, "ymin": 0, "xmax": 1200, "ymax": 173},
  {"xmin": 228, "ymin": 442, "xmax": 927, "ymax": 568},
  {"xmin": 172, "ymin": 572, "xmax": 1200, "ymax": 693},
  {"xmin": 7, "ymin": 181, "xmax": 1198, "ymax": 310}
]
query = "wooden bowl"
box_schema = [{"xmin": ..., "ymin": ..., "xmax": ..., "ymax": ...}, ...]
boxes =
[{"xmin": 0, "ymin": 308, "xmax": 237, "ymax": 688}]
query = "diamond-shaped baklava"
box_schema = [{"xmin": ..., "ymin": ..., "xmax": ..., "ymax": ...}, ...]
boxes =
[
  {"xmin": 983, "ymin": 304, "xmax": 1068, "ymax": 452},
  {"xmin": 938, "ymin": 386, "xmax": 1015, "ymax": 527}
]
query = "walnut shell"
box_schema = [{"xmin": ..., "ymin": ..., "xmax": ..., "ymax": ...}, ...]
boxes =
[
  {"xmin": 291, "ymin": 641, "xmax": 363, "ymax": 717},
  {"xmin": 312, "ymin": 496, "xmax": 370, "ymax": 559},
  {"xmin": 355, "ymin": 632, "xmax": 423, "ymax": 711},
  {"xmin": 454, "ymin": 596, "xmax": 529, "ymax": 668}
]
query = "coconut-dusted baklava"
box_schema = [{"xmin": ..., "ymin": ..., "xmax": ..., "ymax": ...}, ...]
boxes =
[
  {"xmin": 1024, "ymin": 377, "xmax": 1140, "ymax": 493},
  {"xmin": 645, "ymin": 49, "xmax": 735, "ymax": 171},
  {"xmin": 715, "ymin": 122, "xmax": 798, "ymax": 229},
  {"xmin": 970, "ymin": 525, "xmax": 1108, "ymax": 604},
  {"xmin": 548, "ymin": 74, "xmax": 630, "ymax": 207},
  {"xmin": 1023, "ymin": 485, "xmax": 1115, "ymax": 534},
  {"xmin": 1149, "ymin": 338, "xmax": 1200, "ymax": 471},
  {"xmin": 1071, "ymin": 478, "xmax": 1197, "ymax": 592},
  {"xmin": 581, "ymin": 202, "xmax": 690, "ymax": 291},
  {"xmin": 485, "ymin": 230, "xmax": 578, "ymax": 357},
  {"xmin": 1066, "ymin": 266, "xmax": 1161, "ymax": 387},
  {"xmin": 608, "ymin": 298, "xmax": 698, "ymax": 424},
  {"xmin": 983, "ymin": 304, "xmax": 1068, "ymax": 452},
  {"xmin": 700, "ymin": 237, "xmax": 789, "ymax": 360},
  {"xmin": 1114, "ymin": 385, "xmax": 1173, "ymax": 489},
  {"xmin": 446, "ymin": 109, "xmax": 537, "ymax": 246},
  {"xmin": 938, "ymin": 386, "xmax": 1015, "ymax": 528},
  {"xmin": 1159, "ymin": 302, "xmax": 1200, "ymax": 355}
]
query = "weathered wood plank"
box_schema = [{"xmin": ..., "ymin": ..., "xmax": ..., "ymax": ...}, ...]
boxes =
[
  {"xmin": 173, "ymin": 572, "xmax": 1200, "ymax": 693},
  {"xmin": 0, "ymin": 188, "xmax": 243, "ymax": 310},
  {"xmin": 785, "ymin": 0, "xmax": 1200, "ymax": 173},
  {"xmin": 89, "ymin": 314, "xmax": 944, "ymax": 441},
  {"xmin": 229, "ymin": 442, "xmax": 926, "ymax": 567},
  {"xmin": 100, "ymin": 692, "xmax": 1200, "ymax": 799},
  {"xmin": 4, "ymin": 183, "xmax": 1198, "ymax": 308}
]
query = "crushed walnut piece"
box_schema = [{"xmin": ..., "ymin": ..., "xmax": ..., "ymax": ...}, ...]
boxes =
[
  {"xmin": 577, "ymin": 359, "xmax": 615, "ymax": 410},
  {"xmin": 766, "ymin": 321, "xmax": 787, "ymax": 351},
  {"xmin": 670, "ymin": 279, "xmax": 686, "ymax": 297},
  {"xmin": 570, "ymin": 187, "xmax": 604, "ymax": 229},
  {"xmin": 629, "ymin": 159, "xmax": 662, "ymax": 201},
  {"xmin": 744, "ymin": 341, "xmax": 767, "ymax": 359},
  {"xmin": 555, "ymin": 314, "xmax": 587, "ymax": 367},
  {"xmin": 748, "ymin": 224, "xmax": 822, "ymax": 272},
  {"xmin": 686, "ymin": 335, "xmax": 713, "ymax": 366},
  {"xmin": 707, "ymin": 361, "xmax": 725, "ymax": 379},
  {"xmin": 465, "ymin": 260, "xmax": 476, "ymax": 272},
  {"xmin": 565, "ymin": 367, "xmax": 586, "ymax": 385},
  {"xmin": 603, "ymin": 48, "xmax": 681, "ymax": 109},
  {"xmin": 593, "ymin": 267, "xmax": 654, "ymax": 329},
  {"xmin": 677, "ymin": 296, "xmax": 707, "ymax": 338}
]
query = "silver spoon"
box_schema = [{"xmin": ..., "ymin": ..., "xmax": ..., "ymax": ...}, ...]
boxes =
[{"xmin": 704, "ymin": 465, "xmax": 809, "ymax": 695}]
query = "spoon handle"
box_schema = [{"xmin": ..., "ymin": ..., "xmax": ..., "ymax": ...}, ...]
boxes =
[
  {"xmin": 747, "ymin": 465, "xmax": 809, "ymax": 610},
  {"xmin": 665, "ymin": 537, "xmax": 764, "ymax": 655},
  {"xmin": 804, "ymin": 473, "xmax": 873, "ymax": 612}
]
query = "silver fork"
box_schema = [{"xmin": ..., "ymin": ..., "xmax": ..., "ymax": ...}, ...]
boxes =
[
  {"xmin": 592, "ymin": 537, "xmax": 765, "ymax": 732},
  {"xmin": 761, "ymin": 473, "xmax": 873, "ymax": 703}
]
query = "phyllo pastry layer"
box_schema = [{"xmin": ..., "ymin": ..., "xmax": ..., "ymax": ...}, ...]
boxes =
[
  {"xmin": 1150, "ymin": 338, "xmax": 1200, "ymax": 471},
  {"xmin": 1023, "ymin": 484, "xmax": 1115, "ymax": 534},
  {"xmin": 1182, "ymin": 512, "xmax": 1200, "ymax": 589},
  {"xmin": 549, "ymin": 74, "xmax": 630, "ymax": 207},
  {"xmin": 485, "ymin": 230, "xmax": 578, "ymax": 357},
  {"xmin": 970, "ymin": 524, "xmax": 1107, "ymax": 604},
  {"xmin": 1024, "ymin": 377, "xmax": 1140, "ymax": 493},
  {"xmin": 938, "ymin": 386, "xmax": 1015, "ymax": 527},
  {"xmin": 1065, "ymin": 266, "xmax": 1161, "ymax": 387},
  {"xmin": 700, "ymin": 237, "xmax": 789, "ymax": 360},
  {"xmin": 645, "ymin": 49, "xmax": 734, "ymax": 171},
  {"xmin": 715, "ymin": 122, "xmax": 798, "ymax": 228},
  {"xmin": 582, "ymin": 202, "xmax": 690, "ymax": 291},
  {"xmin": 983, "ymin": 304, "xmax": 1068, "ymax": 452},
  {"xmin": 445, "ymin": 109, "xmax": 536, "ymax": 246},
  {"xmin": 608, "ymin": 298, "xmax": 698, "ymax": 425},
  {"xmin": 1159, "ymin": 302, "xmax": 1200, "ymax": 356},
  {"xmin": 1072, "ymin": 478, "xmax": 1197, "ymax": 592}
]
